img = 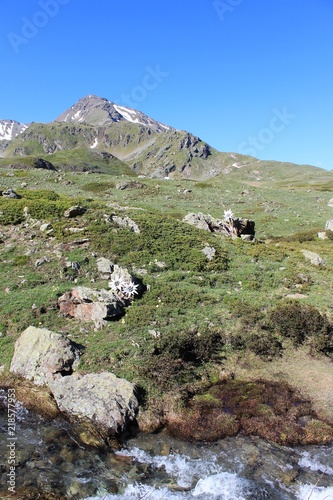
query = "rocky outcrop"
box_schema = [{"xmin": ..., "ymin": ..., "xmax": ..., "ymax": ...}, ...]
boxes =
[
  {"xmin": 58, "ymin": 286, "xmax": 124, "ymax": 329},
  {"xmin": 183, "ymin": 212, "xmax": 255, "ymax": 239},
  {"xmin": 10, "ymin": 326, "xmax": 81, "ymax": 386},
  {"xmin": 49, "ymin": 372, "xmax": 138, "ymax": 441}
]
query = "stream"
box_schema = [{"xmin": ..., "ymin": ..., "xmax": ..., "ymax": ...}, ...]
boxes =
[{"xmin": 1, "ymin": 389, "xmax": 333, "ymax": 499}]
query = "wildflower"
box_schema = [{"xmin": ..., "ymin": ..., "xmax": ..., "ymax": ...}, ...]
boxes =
[
  {"xmin": 108, "ymin": 276, "xmax": 126, "ymax": 294},
  {"xmin": 122, "ymin": 281, "xmax": 139, "ymax": 298},
  {"xmin": 223, "ymin": 209, "xmax": 234, "ymax": 221}
]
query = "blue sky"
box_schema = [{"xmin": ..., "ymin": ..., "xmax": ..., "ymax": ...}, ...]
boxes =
[{"xmin": 1, "ymin": 0, "xmax": 332, "ymax": 169}]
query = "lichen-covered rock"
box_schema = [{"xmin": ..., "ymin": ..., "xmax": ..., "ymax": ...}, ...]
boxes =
[
  {"xmin": 58, "ymin": 286, "xmax": 124, "ymax": 329},
  {"xmin": 10, "ymin": 326, "xmax": 81, "ymax": 385},
  {"xmin": 49, "ymin": 372, "xmax": 138, "ymax": 440}
]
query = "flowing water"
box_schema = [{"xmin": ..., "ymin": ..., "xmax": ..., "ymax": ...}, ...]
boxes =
[{"xmin": 1, "ymin": 389, "xmax": 333, "ymax": 499}]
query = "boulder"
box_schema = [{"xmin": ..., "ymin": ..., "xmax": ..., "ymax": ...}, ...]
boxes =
[
  {"xmin": 1, "ymin": 188, "xmax": 21, "ymax": 199},
  {"xmin": 10, "ymin": 326, "xmax": 81, "ymax": 386},
  {"xmin": 58, "ymin": 286, "xmax": 124, "ymax": 329},
  {"xmin": 318, "ymin": 232, "xmax": 328, "ymax": 240},
  {"xmin": 327, "ymin": 199, "xmax": 333, "ymax": 208},
  {"xmin": 49, "ymin": 372, "xmax": 138, "ymax": 440},
  {"xmin": 64, "ymin": 206, "xmax": 87, "ymax": 218},
  {"xmin": 301, "ymin": 250, "xmax": 325, "ymax": 266},
  {"xmin": 97, "ymin": 257, "xmax": 114, "ymax": 278}
]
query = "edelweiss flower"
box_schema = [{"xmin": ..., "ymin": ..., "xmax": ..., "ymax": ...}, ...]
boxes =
[
  {"xmin": 223, "ymin": 209, "xmax": 234, "ymax": 221},
  {"xmin": 122, "ymin": 281, "xmax": 139, "ymax": 298},
  {"xmin": 108, "ymin": 276, "xmax": 126, "ymax": 293}
]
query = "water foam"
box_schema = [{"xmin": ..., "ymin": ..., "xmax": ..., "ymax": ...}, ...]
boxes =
[{"xmin": 297, "ymin": 484, "xmax": 333, "ymax": 500}]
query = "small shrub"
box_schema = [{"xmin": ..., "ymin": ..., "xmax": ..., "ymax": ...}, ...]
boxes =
[
  {"xmin": 13, "ymin": 255, "xmax": 31, "ymax": 266},
  {"xmin": 269, "ymin": 302, "xmax": 332, "ymax": 348}
]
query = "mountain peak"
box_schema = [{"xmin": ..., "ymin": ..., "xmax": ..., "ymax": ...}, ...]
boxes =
[
  {"xmin": 54, "ymin": 95, "xmax": 171, "ymax": 132},
  {"xmin": 0, "ymin": 119, "xmax": 28, "ymax": 141}
]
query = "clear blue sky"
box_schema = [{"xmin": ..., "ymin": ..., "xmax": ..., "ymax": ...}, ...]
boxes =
[{"xmin": 1, "ymin": 0, "xmax": 332, "ymax": 169}]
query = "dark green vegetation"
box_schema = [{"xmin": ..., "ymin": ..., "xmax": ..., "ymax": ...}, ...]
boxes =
[{"xmin": 1, "ymin": 160, "xmax": 333, "ymax": 443}]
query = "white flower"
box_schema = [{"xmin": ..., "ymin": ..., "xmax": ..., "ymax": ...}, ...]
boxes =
[
  {"xmin": 122, "ymin": 281, "xmax": 139, "ymax": 298},
  {"xmin": 223, "ymin": 209, "xmax": 234, "ymax": 221},
  {"xmin": 108, "ymin": 276, "xmax": 126, "ymax": 293}
]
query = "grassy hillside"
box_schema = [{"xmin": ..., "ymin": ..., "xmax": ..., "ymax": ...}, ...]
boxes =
[{"xmin": 1, "ymin": 162, "xmax": 333, "ymax": 444}]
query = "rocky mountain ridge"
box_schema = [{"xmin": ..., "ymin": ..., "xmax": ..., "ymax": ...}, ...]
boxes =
[{"xmin": 0, "ymin": 119, "xmax": 28, "ymax": 141}]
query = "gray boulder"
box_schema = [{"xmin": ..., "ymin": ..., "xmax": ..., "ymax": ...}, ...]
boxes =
[
  {"xmin": 183, "ymin": 212, "xmax": 255, "ymax": 239},
  {"xmin": 49, "ymin": 372, "xmax": 138, "ymax": 440},
  {"xmin": 301, "ymin": 249, "xmax": 325, "ymax": 266},
  {"xmin": 1, "ymin": 188, "xmax": 21, "ymax": 199},
  {"xmin": 97, "ymin": 257, "xmax": 114, "ymax": 278},
  {"xmin": 10, "ymin": 326, "xmax": 81, "ymax": 385},
  {"xmin": 64, "ymin": 205, "xmax": 87, "ymax": 218}
]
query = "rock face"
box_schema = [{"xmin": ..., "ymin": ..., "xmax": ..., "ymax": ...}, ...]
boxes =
[
  {"xmin": 10, "ymin": 326, "xmax": 81, "ymax": 386},
  {"xmin": 58, "ymin": 286, "xmax": 124, "ymax": 329},
  {"xmin": 183, "ymin": 212, "xmax": 255, "ymax": 239},
  {"xmin": 49, "ymin": 372, "xmax": 138, "ymax": 440}
]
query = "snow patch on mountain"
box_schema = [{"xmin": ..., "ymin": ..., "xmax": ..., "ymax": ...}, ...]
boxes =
[{"xmin": 0, "ymin": 120, "xmax": 28, "ymax": 141}]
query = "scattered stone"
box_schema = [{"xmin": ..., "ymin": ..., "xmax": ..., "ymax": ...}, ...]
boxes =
[
  {"xmin": 64, "ymin": 206, "xmax": 87, "ymax": 218},
  {"xmin": 328, "ymin": 199, "xmax": 333, "ymax": 208},
  {"xmin": 40, "ymin": 223, "xmax": 52, "ymax": 232},
  {"xmin": 318, "ymin": 232, "xmax": 328, "ymax": 240},
  {"xmin": 116, "ymin": 180, "xmax": 146, "ymax": 190},
  {"xmin": 21, "ymin": 182, "xmax": 27, "ymax": 188},
  {"xmin": 201, "ymin": 245, "xmax": 216, "ymax": 261},
  {"xmin": 10, "ymin": 326, "xmax": 81, "ymax": 386},
  {"xmin": 35, "ymin": 257, "xmax": 49, "ymax": 267},
  {"xmin": 110, "ymin": 215, "xmax": 140, "ymax": 234},
  {"xmin": 301, "ymin": 250, "xmax": 325, "ymax": 266},
  {"xmin": 66, "ymin": 227, "xmax": 86, "ymax": 233}
]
